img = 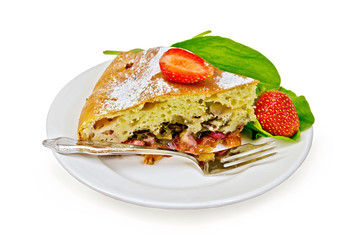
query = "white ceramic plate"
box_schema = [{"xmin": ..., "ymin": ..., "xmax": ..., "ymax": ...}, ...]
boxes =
[{"xmin": 46, "ymin": 61, "xmax": 313, "ymax": 209}]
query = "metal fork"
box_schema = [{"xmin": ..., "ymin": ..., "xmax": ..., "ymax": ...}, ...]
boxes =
[{"xmin": 43, "ymin": 137, "xmax": 277, "ymax": 175}]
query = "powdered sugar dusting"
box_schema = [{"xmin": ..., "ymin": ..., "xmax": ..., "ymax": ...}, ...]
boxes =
[
  {"xmin": 95, "ymin": 47, "xmax": 257, "ymax": 115},
  {"xmin": 100, "ymin": 47, "xmax": 180, "ymax": 113},
  {"xmin": 215, "ymin": 72, "xmax": 255, "ymax": 89}
]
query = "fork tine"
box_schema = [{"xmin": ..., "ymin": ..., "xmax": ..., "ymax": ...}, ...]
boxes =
[
  {"xmin": 203, "ymin": 145, "xmax": 277, "ymax": 175},
  {"xmin": 222, "ymin": 146, "xmax": 276, "ymax": 165},
  {"xmin": 204, "ymin": 152, "xmax": 277, "ymax": 175},
  {"xmin": 220, "ymin": 141, "xmax": 275, "ymax": 159},
  {"xmin": 220, "ymin": 151, "xmax": 277, "ymax": 173}
]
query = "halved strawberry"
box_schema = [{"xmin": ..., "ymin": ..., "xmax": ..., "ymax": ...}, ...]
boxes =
[
  {"xmin": 159, "ymin": 48, "xmax": 214, "ymax": 83},
  {"xmin": 255, "ymin": 91, "xmax": 299, "ymax": 137}
]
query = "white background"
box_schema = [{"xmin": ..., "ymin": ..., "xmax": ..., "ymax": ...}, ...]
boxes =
[{"xmin": 1, "ymin": 0, "xmax": 361, "ymax": 239}]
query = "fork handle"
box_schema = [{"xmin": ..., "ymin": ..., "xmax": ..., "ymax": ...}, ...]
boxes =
[{"xmin": 42, "ymin": 137, "xmax": 194, "ymax": 160}]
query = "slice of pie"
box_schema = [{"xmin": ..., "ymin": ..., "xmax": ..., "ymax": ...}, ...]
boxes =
[{"xmin": 78, "ymin": 47, "xmax": 258, "ymax": 164}]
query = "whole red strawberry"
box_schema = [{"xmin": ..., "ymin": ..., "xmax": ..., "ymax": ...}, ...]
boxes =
[
  {"xmin": 255, "ymin": 91, "xmax": 299, "ymax": 137},
  {"xmin": 159, "ymin": 48, "xmax": 214, "ymax": 83}
]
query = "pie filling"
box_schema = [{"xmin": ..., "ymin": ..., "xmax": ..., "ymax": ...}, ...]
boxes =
[{"xmin": 123, "ymin": 122, "xmax": 244, "ymax": 164}]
